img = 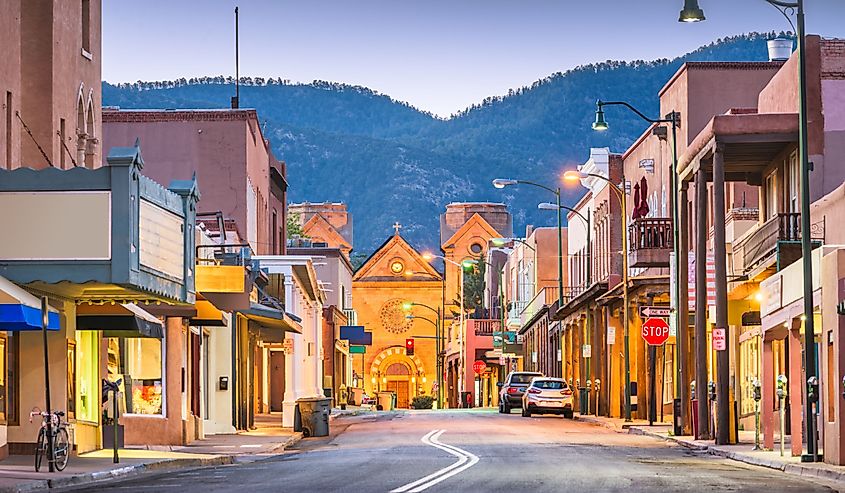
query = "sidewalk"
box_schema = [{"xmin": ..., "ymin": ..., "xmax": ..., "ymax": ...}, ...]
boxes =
[
  {"xmin": 577, "ymin": 413, "xmax": 845, "ymax": 486},
  {"xmin": 0, "ymin": 414, "xmax": 303, "ymax": 492}
]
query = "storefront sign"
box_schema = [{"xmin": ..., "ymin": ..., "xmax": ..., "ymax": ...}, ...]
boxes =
[
  {"xmin": 139, "ymin": 199, "xmax": 185, "ymax": 281},
  {"xmin": 760, "ymin": 275, "xmax": 782, "ymax": 317},
  {"xmin": 283, "ymin": 337, "xmax": 294, "ymax": 354},
  {"xmin": 713, "ymin": 328, "xmax": 726, "ymax": 351}
]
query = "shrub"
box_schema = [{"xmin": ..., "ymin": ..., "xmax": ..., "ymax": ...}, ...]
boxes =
[{"xmin": 411, "ymin": 395, "xmax": 434, "ymax": 409}]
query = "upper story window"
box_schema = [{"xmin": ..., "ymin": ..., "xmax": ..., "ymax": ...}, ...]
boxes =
[
  {"xmin": 787, "ymin": 151, "xmax": 800, "ymax": 214},
  {"xmin": 81, "ymin": 0, "xmax": 91, "ymax": 55}
]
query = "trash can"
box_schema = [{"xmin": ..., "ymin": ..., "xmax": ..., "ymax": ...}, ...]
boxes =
[
  {"xmin": 296, "ymin": 397, "xmax": 331, "ymax": 437},
  {"xmin": 579, "ymin": 387, "xmax": 588, "ymax": 415},
  {"xmin": 461, "ymin": 391, "xmax": 472, "ymax": 408},
  {"xmin": 377, "ymin": 391, "xmax": 395, "ymax": 411}
]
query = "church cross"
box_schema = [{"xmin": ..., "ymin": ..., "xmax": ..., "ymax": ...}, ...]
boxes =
[{"xmin": 393, "ymin": 222, "xmax": 402, "ymax": 235}]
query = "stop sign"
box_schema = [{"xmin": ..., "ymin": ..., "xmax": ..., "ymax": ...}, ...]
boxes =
[
  {"xmin": 472, "ymin": 360, "xmax": 487, "ymax": 374},
  {"xmin": 641, "ymin": 317, "xmax": 670, "ymax": 346}
]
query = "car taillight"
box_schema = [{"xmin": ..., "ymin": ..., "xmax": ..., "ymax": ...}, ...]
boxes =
[
  {"xmin": 527, "ymin": 388, "xmax": 541, "ymax": 394},
  {"xmin": 561, "ymin": 389, "xmax": 573, "ymax": 396},
  {"xmin": 506, "ymin": 387, "xmax": 518, "ymax": 394}
]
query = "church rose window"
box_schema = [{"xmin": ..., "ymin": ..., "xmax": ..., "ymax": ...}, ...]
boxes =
[
  {"xmin": 469, "ymin": 242, "xmax": 483, "ymax": 254},
  {"xmin": 380, "ymin": 299, "xmax": 413, "ymax": 334}
]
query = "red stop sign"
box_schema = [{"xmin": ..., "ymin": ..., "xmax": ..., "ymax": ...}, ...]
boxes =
[
  {"xmin": 641, "ymin": 317, "xmax": 670, "ymax": 346},
  {"xmin": 472, "ymin": 360, "xmax": 487, "ymax": 374}
]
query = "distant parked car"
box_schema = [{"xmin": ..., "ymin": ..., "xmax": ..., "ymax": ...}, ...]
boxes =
[
  {"xmin": 521, "ymin": 377, "xmax": 574, "ymax": 419},
  {"xmin": 498, "ymin": 371, "xmax": 543, "ymax": 414}
]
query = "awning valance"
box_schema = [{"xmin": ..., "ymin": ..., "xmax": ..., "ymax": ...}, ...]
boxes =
[
  {"xmin": 0, "ymin": 275, "xmax": 60, "ymax": 331},
  {"xmin": 190, "ymin": 299, "xmax": 228, "ymax": 327},
  {"xmin": 242, "ymin": 303, "xmax": 302, "ymax": 342},
  {"xmin": 77, "ymin": 303, "xmax": 164, "ymax": 338}
]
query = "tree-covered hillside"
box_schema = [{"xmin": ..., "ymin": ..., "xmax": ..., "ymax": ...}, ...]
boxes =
[{"xmin": 103, "ymin": 32, "xmax": 788, "ymax": 254}]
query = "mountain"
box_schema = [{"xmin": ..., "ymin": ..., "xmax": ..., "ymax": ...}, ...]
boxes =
[{"xmin": 102, "ymin": 32, "xmax": 787, "ymax": 256}]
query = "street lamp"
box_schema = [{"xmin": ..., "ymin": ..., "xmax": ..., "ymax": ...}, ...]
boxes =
[
  {"xmin": 563, "ymin": 169, "xmax": 632, "ymax": 421},
  {"xmin": 492, "ymin": 178, "xmax": 564, "ymax": 308},
  {"xmin": 678, "ymin": 0, "xmax": 706, "ymax": 22},
  {"xmin": 678, "ymin": 0, "xmax": 818, "ymax": 460},
  {"xmin": 403, "ymin": 301, "xmax": 443, "ymax": 408},
  {"xmin": 591, "ymin": 99, "xmax": 684, "ymax": 435}
]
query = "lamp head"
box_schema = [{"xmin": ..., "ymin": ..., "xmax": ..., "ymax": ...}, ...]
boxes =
[
  {"xmin": 492, "ymin": 178, "xmax": 518, "ymax": 189},
  {"xmin": 422, "ymin": 252, "xmax": 433, "ymax": 261},
  {"xmin": 491, "ymin": 238, "xmax": 508, "ymax": 246},
  {"xmin": 461, "ymin": 259, "xmax": 478, "ymax": 270},
  {"xmin": 563, "ymin": 170, "xmax": 586, "ymax": 183},
  {"xmin": 402, "ymin": 302, "xmax": 413, "ymax": 311},
  {"xmin": 592, "ymin": 102, "xmax": 608, "ymax": 131},
  {"xmin": 405, "ymin": 314, "xmax": 414, "ymax": 320},
  {"xmin": 679, "ymin": 0, "xmax": 705, "ymax": 22},
  {"xmin": 538, "ymin": 202, "xmax": 558, "ymax": 211}
]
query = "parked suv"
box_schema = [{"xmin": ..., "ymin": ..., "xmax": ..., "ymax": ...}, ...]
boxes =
[
  {"xmin": 498, "ymin": 371, "xmax": 543, "ymax": 414},
  {"xmin": 521, "ymin": 377, "xmax": 574, "ymax": 419}
]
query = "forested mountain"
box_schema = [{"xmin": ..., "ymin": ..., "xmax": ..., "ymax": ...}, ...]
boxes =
[{"xmin": 103, "ymin": 33, "xmax": 787, "ymax": 255}]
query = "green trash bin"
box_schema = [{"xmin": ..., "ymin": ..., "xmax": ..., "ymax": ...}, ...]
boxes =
[{"xmin": 297, "ymin": 397, "xmax": 331, "ymax": 437}]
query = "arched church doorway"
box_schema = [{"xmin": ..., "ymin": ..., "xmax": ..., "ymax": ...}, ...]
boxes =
[
  {"xmin": 370, "ymin": 346, "xmax": 426, "ymax": 409},
  {"xmin": 385, "ymin": 362, "xmax": 411, "ymax": 408}
]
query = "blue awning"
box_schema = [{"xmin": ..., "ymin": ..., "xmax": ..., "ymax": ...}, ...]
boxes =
[{"xmin": 0, "ymin": 275, "xmax": 60, "ymax": 331}]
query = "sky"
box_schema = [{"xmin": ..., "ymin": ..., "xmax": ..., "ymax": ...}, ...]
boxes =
[{"xmin": 103, "ymin": 0, "xmax": 845, "ymax": 117}]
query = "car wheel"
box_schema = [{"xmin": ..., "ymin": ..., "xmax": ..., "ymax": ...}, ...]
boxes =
[
  {"xmin": 498, "ymin": 403, "xmax": 503, "ymax": 414},
  {"xmin": 503, "ymin": 402, "xmax": 510, "ymax": 414},
  {"xmin": 564, "ymin": 410, "xmax": 574, "ymax": 419},
  {"xmin": 522, "ymin": 407, "xmax": 531, "ymax": 418}
]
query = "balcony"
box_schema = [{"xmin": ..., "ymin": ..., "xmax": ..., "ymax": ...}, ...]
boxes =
[
  {"xmin": 507, "ymin": 300, "xmax": 529, "ymax": 328},
  {"xmin": 471, "ymin": 319, "xmax": 501, "ymax": 336},
  {"xmin": 732, "ymin": 213, "xmax": 824, "ymax": 277},
  {"xmin": 628, "ymin": 217, "xmax": 672, "ymax": 268},
  {"xmin": 343, "ymin": 308, "xmax": 358, "ymax": 326}
]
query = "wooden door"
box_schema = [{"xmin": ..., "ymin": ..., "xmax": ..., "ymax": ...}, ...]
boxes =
[
  {"xmin": 270, "ymin": 351, "xmax": 285, "ymax": 412},
  {"xmin": 387, "ymin": 381, "xmax": 410, "ymax": 408}
]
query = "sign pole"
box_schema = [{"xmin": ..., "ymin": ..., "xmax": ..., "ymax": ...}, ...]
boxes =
[{"xmin": 41, "ymin": 297, "xmax": 54, "ymax": 473}]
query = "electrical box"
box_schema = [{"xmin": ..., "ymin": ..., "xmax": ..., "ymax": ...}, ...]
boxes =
[{"xmin": 219, "ymin": 376, "xmax": 229, "ymax": 391}]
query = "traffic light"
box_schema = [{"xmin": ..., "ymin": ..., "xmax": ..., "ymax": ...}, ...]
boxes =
[{"xmin": 405, "ymin": 338, "xmax": 415, "ymax": 356}]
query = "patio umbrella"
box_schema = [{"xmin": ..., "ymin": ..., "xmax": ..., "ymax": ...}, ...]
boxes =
[
  {"xmin": 638, "ymin": 177, "xmax": 650, "ymax": 218},
  {"xmin": 632, "ymin": 182, "xmax": 642, "ymax": 219}
]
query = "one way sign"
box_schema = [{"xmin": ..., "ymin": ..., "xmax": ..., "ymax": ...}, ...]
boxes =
[{"xmin": 639, "ymin": 306, "xmax": 670, "ymax": 318}]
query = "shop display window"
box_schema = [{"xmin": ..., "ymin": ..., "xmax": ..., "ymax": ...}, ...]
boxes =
[
  {"xmin": 107, "ymin": 337, "xmax": 164, "ymax": 415},
  {"xmin": 75, "ymin": 330, "xmax": 99, "ymax": 422}
]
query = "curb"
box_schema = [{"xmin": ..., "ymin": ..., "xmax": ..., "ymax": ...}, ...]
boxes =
[
  {"xmin": 267, "ymin": 432, "xmax": 304, "ymax": 454},
  {"xmin": 6, "ymin": 456, "xmax": 234, "ymax": 493},
  {"xmin": 626, "ymin": 425, "xmax": 845, "ymax": 486}
]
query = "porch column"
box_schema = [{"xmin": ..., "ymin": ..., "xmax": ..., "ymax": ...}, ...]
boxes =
[
  {"xmin": 762, "ymin": 336, "xmax": 775, "ymax": 450},
  {"xmin": 678, "ymin": 182, "xmax": 692, "ymax": 434},
  {"xmin": 694, "ymin": 167, "xmax": 711, "ymax": 440},
  {"xmin": 713, "ymin": 144, "xmax": 733, "ymax": 445},
  {"xmin": 789, "ymin": 325, "xmax": 805, "ymax": 456},
  {"xmin": 282, "ymin": 277, "xmax": 298, "ymax": 427}
]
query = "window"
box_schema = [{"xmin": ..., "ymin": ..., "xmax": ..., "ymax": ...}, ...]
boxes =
[
  {"xmin": 469, "ymin": 242, "xmax": 483, "ymax": 255},
  {"xmin": 75, "ymin": 330, "xmax": 99, "ymax": 422},
  {"xmin": 271, "ymin": 210, "xmax": 278, "ymax": 254},
  {"xmin": 67, "ymin": 342, "xmax": 76, "ymax": 419},
  {"xmin": 6, "ymin": 333, "xmax": 18, "ymax": 425},
  {"xmin": 5, "ymin": 91, "xmax": 11, "ymax": 169},
  {"xmin": 0, "ymin": 336, "xmax": 6, "ymax": 423},
  {"xmin": 81, "ymin": 0, "xmax": 91, "ymax": 54},
  {"xmin": 662, "ymin": 345, "xmax": 674, "ymax": 405},
  {"xmin": 787, "ymin": 151, "xmax": 800, "ymax": 214},
  {"xmin": 59, "ymin": 118, "xmax": 66, "ymax": 168},
  {"xmin": 107, "ymin": 337, "xmax": 164, "ymax": 415},
  {"xmin": 765, "ymin": 172, "xmax": 777, "ymax": 219}
]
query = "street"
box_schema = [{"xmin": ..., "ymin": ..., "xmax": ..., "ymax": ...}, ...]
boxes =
[{"xmin": 71, "ymin": 410, "xmax": 839, "ymax": 492}]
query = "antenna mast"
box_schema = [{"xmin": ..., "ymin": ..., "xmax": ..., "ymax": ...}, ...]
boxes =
[{"xmin": 232, "ymin": 6, "xmax": 239, "ymax": 109}]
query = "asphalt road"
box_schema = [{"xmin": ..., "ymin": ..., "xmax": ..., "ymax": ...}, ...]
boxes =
[{"xmin": 72, "ymin": 409, "xmax": 841, "ymax": 492}]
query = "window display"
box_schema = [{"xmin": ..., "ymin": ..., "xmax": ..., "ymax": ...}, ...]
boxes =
[
  {"xmin": 75, "ymin": 330, "xmax": 99, "ymax": 422},
  {"xmin": 107, "ymin": 337, "xmax": 164, "ymax": 415}
]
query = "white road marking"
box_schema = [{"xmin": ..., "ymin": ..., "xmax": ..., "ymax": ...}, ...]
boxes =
[{"xmin": 390, "ymin": 429, "xmax": 479, "ymax": 493}]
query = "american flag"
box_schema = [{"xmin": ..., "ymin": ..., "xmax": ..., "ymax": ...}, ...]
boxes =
[{"xmin": 688, "ymin": 253, "xmax": 716, "ymax": 309}]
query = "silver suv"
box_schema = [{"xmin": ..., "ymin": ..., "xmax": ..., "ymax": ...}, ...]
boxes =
[{"xmin": 498, "ymin": 371, "xmax": 543, "ymax": 414}]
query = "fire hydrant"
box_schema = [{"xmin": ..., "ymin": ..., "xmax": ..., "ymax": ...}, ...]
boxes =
[{"xmin": 338, "ymin": 384, "xmax": 348, "ymax": 410}]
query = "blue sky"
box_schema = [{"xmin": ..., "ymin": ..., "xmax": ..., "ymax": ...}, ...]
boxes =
[{"xmin": 103, "ymin": 0, "xmax": 845, "ymax": 117}]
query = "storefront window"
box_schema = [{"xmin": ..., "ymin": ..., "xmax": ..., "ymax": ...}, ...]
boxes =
[
  {"xmin": 107, "ymin": 337, "xmax": 164, "ymax": 415},
  {"xmin": 67, "ymin": 342, "xmax": 76, "ymax": 420},
  {"xmin": 739, "ymin": 332, "xmax": 761, "ymax": 417},
  {"xmin": 75, "ymin": 330, "xmax": 99, "ymax": 422},
  {"xmin": 6, "ymin": 333, "xmax": 18, "ymax": 425},
  {"xmin": 0, "ymin": 336, "xmax": 6, "ymax": 423},
  {"xmin": 662, "ymin": 344, "xmax": 674, "ymax": 405}
]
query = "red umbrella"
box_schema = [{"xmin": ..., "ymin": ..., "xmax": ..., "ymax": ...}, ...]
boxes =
[
  {"xmin": 638, "ymin": 177, "xmax": 650, "ymax": 217},
  {"xmin": 632, "ymin": 182, "xmax": 641, "ymax": 219}
]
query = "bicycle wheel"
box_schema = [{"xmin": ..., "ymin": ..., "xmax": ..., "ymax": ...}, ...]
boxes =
[
  {"xmin": 54, "ymin": 428, "xmax": 70, "ymax": 471},
  {"xmin": 34, "ymin": 427, "xmax": 45, "ymax": 472}
]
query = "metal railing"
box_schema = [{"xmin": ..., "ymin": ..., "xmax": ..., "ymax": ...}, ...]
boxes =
[
  {"xmin": 471, "ymin": 319, "xmax": 502, "ymax": 336},
  {"xmin": 343, "ymin": 308, "xmax": 357, "ymax": 326},
  {"xmin": 733, "ymin": 213, "xmax": 825, "ymax": 273}
]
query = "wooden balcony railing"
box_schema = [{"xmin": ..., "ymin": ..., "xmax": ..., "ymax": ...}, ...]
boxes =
[
  {"xmin": 471, "ymin": 319, "xmax": 501, "ymax": 336},
  {"xmin": 628, "ymin": 217, "xmax": 672, "ymax": 268}
]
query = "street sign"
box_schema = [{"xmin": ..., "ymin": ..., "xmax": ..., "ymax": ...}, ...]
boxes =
[
  {"xmin": 582, "ymin": 344, "xmax": 592, "ymax": 358},
  {"xmin": 713, "ymin": 327, "xmax": 726, "ymax": 351},
  {"xmin": 641, "ymin": 317, "xmax": 670, "ymax": 346},
  {"xmin": 472, "ymin": 360, "xmax": 487, "ymax": 374},
  {"xmin": 639, "ymin": 306, "xmax": 670, "ymax": 318},
  {"xmin": 607, "ymin": 325, "xmax": 616, "ymax": 345}
]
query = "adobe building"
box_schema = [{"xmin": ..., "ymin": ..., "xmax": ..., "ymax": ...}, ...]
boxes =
[
  {"xmin": 288, "ymin": 202, "xmax": 354, "ymax": 258},
  {"xmin": 352, "ymin": 227, "xmax": 442, "ymax": 408},
  {"xmin": 102, "ymin": 108, "xmax": 288, "ymax": 256}
]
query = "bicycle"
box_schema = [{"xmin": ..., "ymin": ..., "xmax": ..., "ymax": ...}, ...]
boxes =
[{"xmin": 30, "ymin": 410, "xmax": 70, "ymax": 472}]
